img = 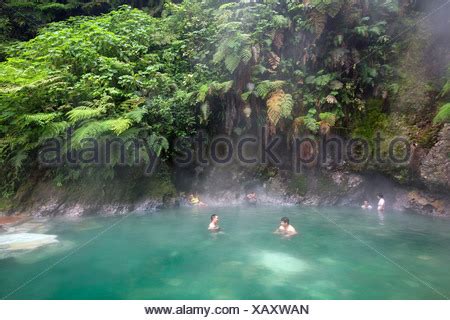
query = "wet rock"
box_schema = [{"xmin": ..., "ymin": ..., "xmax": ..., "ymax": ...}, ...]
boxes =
[
  {"xmin": 329, "ymin": 171, "xmax": 364, "ymax": 191},
  {"xmin": 0, "ymin": 214, "xmax": 31, "ymax": 232},
  {"xmin": 394, "ymin": 190, "xmax": 449, "ymax": 216},
  {"xmin": 420, "ymin": 124, "xmax": 450, "ymax": 190},
  {"xmin": 162, "ymin": 194, "xmax": 179, "ymax": 209},
  {"xmin": 133, "ymin": 199, "xmax": 163, "ymax": 212}
]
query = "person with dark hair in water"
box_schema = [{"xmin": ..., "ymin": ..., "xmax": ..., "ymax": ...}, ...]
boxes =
[
  {"xmin": 274, "ymin": 217, "xmax": 298, "ymax": 237},
  {"xmin": 361, "ymin": 200, "xmax": 373, "ymax": 210},
  {"xmin": 208, "ymin": 214, "xmax": 220, "ymax": 232},
  {"xmin": 377, "ymin": 193, "xmax": 385, "ymax": 212}
]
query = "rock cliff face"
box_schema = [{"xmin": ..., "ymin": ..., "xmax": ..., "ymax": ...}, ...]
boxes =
[
  {"xmin": 1, "ymin": 168, "xmax": 176, "ymax": 217},
  {"xmin": 420, "ymin": 124, "xmax": 450, "ymax": 190},
  {"xmin": 1, "ymin": 125, "xmax": 448, "ymax": 217}
]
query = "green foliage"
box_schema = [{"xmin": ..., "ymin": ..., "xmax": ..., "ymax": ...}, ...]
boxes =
[
  {"xmin": 352, "ymin": 99, "xmax": 388, "ymax": 139},
  {"xmin": 213, "ymin": 32, "xmax": 252, "ymax": 73},
  {"xmin": 0, "ymin": 0, "xmax": 165, "ymax": 43},
  {"xmin": 316, "ymin": 174, "xmax": 336, "ymax": 194},
  {"xmin": 433, "ymin": 103, "xmax": 450, "ymax": 124},
  {"xmin": 199, "ymin": 0, "xmax": 401, "ymax": 134},
  {"xmin": 0, "ymin": 0, "xmax": 429, "ymax": 196},
  {"xmin": 266, "ymin": 89, "xmax": 293, "ymax": 126},
  {"xmin": 255, "ymin": 81, "xmax": 286, "ymax": 99},
  {"xmin": 434, "ymin": 66, "xmax": 450, "ymax": 124},
  {"xmin": 0, "ymin": 6, "xmax": 198, "ymax": 195},
  {"xmin": 0, "ymin": 196, "xmax": 12, "ymax": 211},
  {"xmin": 288, "ymin": 174, "xmax": 308, "ymax": 196}
]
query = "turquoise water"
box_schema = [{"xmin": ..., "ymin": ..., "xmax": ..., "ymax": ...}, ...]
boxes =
[{"xmin": 1, "ymin": 206, "xmax": 450, "ymax": 299}]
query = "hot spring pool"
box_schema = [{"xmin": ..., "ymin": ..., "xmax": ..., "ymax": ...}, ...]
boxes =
[{"xmin": 1, "ymin": 206, "xmax": 450, "ymax": 299}]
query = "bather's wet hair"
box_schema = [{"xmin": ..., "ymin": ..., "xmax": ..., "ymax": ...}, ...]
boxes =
[
  {"xmin": 281, "ymin": 217, "xmax": 289, "ymax": 224},
  {"xmin": 378, "ymin": 193, "xmax": 384, "ymax": 198},
  {"xmin": 211, "ymin": 214, "xmax": 217, "ymax": 221}
]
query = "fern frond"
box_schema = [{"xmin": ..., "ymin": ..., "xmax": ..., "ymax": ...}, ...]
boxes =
[
  {"xmin": 267, "ymin": 52, "xmax": 281, "ymax": 70},
  {"xmin": 224, "ymin": 53, "xmax": 241, "ymax": 73},
  {"xmin": 240, "ymin": 46, "xmax": 252, "ymax": 64},
  {"xmin": 145, "ymin": 134, "xmax": 169, "ymax": 156},
  {"xmin": 71, "ymin": 118, "xmax": 131, "ymax": 147},
  {"xmin": 120, "ymin": 97, "xmax": 146, "ymax": 110},
  {"xmin": 433, "ymin": 103, "xmax": 450, "ymax": 124},
  {"xmin": 39, "ymin": 121, "xmax": 70, "ymax": 142},
  {"xmin": 255, "ymin": 80, "xmax": 286, "ymax": 99},
  {"xmin": 22, "ymin": 112, "xmax": 61, "ymax": 127},
  {"xmin": 319, "ymin": 112, "xmax": 337, "ymax": 126},
  {"xmin": 125, "ymin": 108, "xmax": 147, "ymax": 123},
  {"xmin": 213, "ymin": 35, "xmax": 252, "ymax": 73},
  {"xmin": 67, "ymin": 106, "xmax": 105, "ymax": 123},
  {"xmin": 213, "ymin": 42, "xmax": 228, "ymax": 64},
  {"xmin": 241, "ymin": 91, "xmax": 251, "ymax": 101},
  {"xmin": 441, "ymin": 81, "xmax": 450, "ymax": 97},
  {"xmin": 197, "ymin": 83, "xmax": 209, "ymax": 102},
  {"xmin": 71, "ymin": 122, "xmax": 110, "ymax": 148},
  {"xmin": 117, "ymin": 127, "xmax": 143, "ymax": 140},
  {"xmin": 266, "ymin": 89, "xmax": 293, "ymax": 126},
  {"xmin": 273, "ymin": 31, "xmax": 284, "ymax": 50},
  {"xmin": 309, "ymin": 9, "xmax": 327, "ymax": 38},
  {"xmin": 11, "ymin": 149, "xmax": 28, "ymax": 171},
  {"xmin": 211, "ymin": 80, "xmax": 234, "ymax": 93},
  {"xmin": 105, "ymin": 118, "xmax": 132, "ymax": 135}
]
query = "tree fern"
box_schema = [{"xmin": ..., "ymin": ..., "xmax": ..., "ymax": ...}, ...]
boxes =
[{"xmin": 213, "ymin": 33, "xmax": 252, "ymax": 73}]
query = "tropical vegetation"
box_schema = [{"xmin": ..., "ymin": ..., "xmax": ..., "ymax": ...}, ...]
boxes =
[{"xmin": 0, "ymin": 0, "xmax": 448, "ymax": 198}]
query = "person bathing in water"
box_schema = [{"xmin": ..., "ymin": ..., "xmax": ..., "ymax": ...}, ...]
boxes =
[
  {"xmin": 274, "ymin": 217, "xmax": 298, "ymax": 237},
  {"xmin": 361, "ymin": 200, "xmax": 372, "ymax": 209},
  {"xmin": 245, "ymin": 192, "xmax": 257, "ymax": 205},
  {"xmin": 377, "ymin": 193, "xmax": 385, "ymax": 211},
  {"xmin": 188, "ymin": 193, "xmax": 208, "ymax": 207},
  {"xmin": 208, "ymin": 214, "xmax": 220, "ymax": 232}
]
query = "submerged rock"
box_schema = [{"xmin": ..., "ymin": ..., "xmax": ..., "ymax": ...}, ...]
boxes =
[
  {"xmin": 0, "ymin": 233, "xmax": 58, "ymax": 259},
  {"xmin": 255, "ymin": 250, "xmax": 308, "ymax": 274}
]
